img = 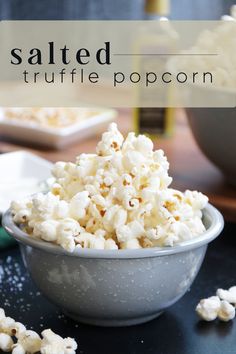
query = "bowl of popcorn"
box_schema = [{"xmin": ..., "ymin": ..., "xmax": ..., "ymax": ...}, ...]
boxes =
[{"xmin": 3, "ymin": 124, "xmax": 224, "ymax": 327}]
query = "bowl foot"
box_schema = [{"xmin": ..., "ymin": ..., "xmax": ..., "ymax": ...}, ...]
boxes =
[{"xmin": 63, "ymin": 311, "xmax": 163, "ymax": 327}]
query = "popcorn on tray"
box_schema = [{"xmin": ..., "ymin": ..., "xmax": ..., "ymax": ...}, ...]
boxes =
[
  {"xmin": 11, "ymin": 123, "xmax": 208, "ymax": 251},
  {"xmin": 0, "ymin": 308, "xmax": 77, "ymax": 354},
  {"xmin": 2, "ymin": 107, "xmax": 94, "ymax": 129}
]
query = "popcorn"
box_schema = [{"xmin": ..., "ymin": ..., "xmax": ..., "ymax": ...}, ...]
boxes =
[
  {"xmin": 0, "ymin": 308, "xmax": 78, "ymax": 354},
  {"xmin": 196, "ymin": 285, "xmax": 236, "ymax": 322},
  {"xmin": 104, "ymin": 238, "xmax": 119, "ymax": 250},
  {"xmin": 217, "ymin": 286, "xmax": 236, "ymax": 305},
  {"xmin": 41, "ymin": 329, "xmax": 77, "ymax": 354},
  {"xmin": 11, "ymin": 124, "xmax": 208, "ymax": 251},
  {"xmin": 12, "ymin": 346, "xmax": 25, "ymax": 354},
  {"xmin": 57, "ymin": 218, "xmax": 81, "ymax": 252},
  {"xmin": 116, "ymin": 221, "xmax": 145, "ymax": 243},
  {"xmin": 0, "ymin": 333, "xmax": 13, "ymax": 352},
  {"xmin": 113, "ymin": 208, "xmax": 128, "ymax": 229},
  {"xmin": 69, "ymin": 192, "xmax": 90, "ymax": 220},
  {"xmin": 218, "ymin": 301, "xmax": 235, "ymax": 322},
  {"xmin": 11, "ymin": 200, "xmax": 32, "ymax": 224},
  {"xmin": 2, "ymin": 107, "xmax": 97, "ymax": 129},
  {"xmin": 75, "ymin": 232, "xmax": 105, "ymax": 249},
  {"xmin": 0, "ymin": 310, "xmax": 26, "ymax": 339},
  {"xmin": 52, "ymin": 161, "xmax": 67, "ymax": 179},
  {"xmin": 9, "ymin": 323, "xmax": 26, "ymax": 338},
  {"xmin": 96, "ymin": 122, "xmax": 124, "ymax": 156},
  {"xmin": 0, "ymin": 313, "xmax": 15, "ymax": 336},
  {"xmin": 196, "ymin": 296, "xmax": 221, "ymax": 321},
  {"xmin": 120, "ymin": 239, "xmax": 142, "ymax": 250},
  {"xmin": 13, "ymin": 330, "xmax": 42, "ymax": 354},
  {"xmin": 33, "ymin": 220, "xmax": 59, "ymax": 242}
]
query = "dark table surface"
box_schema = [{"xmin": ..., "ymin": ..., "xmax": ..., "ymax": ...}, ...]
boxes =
[{"xmin": 1, "ymin": 223, "xmax": 236, "ymax": 354}]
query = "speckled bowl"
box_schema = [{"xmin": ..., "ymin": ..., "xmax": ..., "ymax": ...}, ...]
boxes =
[{"xmin": 3, "ymin": 204, "xmax": 223, "ymax": 327}]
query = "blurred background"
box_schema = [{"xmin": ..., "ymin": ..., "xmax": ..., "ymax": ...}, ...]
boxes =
[
  {"xmin": 0, "ymin": 0, "xmax": 236, "ymax": 219},
  {"xmin": 0, "ymin": 0, "xmax": 235, "ymax": 20}
]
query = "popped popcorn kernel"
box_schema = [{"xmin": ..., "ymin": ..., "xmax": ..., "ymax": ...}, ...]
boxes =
[
  {"xmin": 41, "ymin": 329, "xmax": 77, "ymax": 354},
  {"xmin": 196, "ymin": 296, "xmax": 221, "ymax": 321},
  {"xmin": 217, "ymin": 287, "xmax": 236, "ymax": 305},
  {"xmin": 218, "ymin": 301, "xmax": 235, "ymax": 322},
  {"xmin": 196, "ymin": 285, "xmax": 236, "ymax": 322},
  {"xmin": 0, "ymin": 308, "xmax": 78, "ymax": 354},
  {"xmin": 0, "ymin": 333, "xmax": 14, "ymax": 352},
  {"xmin": 16, "ymin": 330, "xmax": 42, "ymax": 354},
  {"xmin": 11, "ymin": 123, "xmax": 208, "ymax": 251}
]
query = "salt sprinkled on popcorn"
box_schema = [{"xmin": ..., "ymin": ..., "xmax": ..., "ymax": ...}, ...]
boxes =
[{"xmin": 11, "ymin": 123, "xmax": 208, "ymax": 252}]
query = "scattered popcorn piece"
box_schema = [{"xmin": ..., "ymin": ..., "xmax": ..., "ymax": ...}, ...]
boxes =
[
  {"xmin": 41, "ymin": 329, "xmax": 77, "ymax": 354},
  {"xmin": 12, "ymin": 345, "xmax": 25, "ymax": 354},
  {"xmin": 0, "ymin": 333, "xmax": 14, "ymax": 352},
  {"xmin": 14, "ymin": 330, "xmax": 42, "ymax": 354},
  {"xmin": 217, "ymin": 286, "xmax": 236, "ymax": 305},
  {"xmin": 196, "ymin": 285, "xmax": 236, "ymax": 322},
  {"xmin": 9, "ymin": 323, "xmax": 26, "ymax": 338},
  {"xmin": 11, "ymin": 123, "xmax": 208, "ymax": 251},
  {"xmin": 218, "ymin": 300, "xmax": 235, "ymax": 322},
  {"xmin": 0, "ymin": 316, "xmax": 16, "ymax": 335},
  {"xmin": 0, "ymin": 308, "xmax": 78, "ymax": 354},
  {"xmin": 196, "ymin": 296, "xmax": 221, "ymax": 321}
]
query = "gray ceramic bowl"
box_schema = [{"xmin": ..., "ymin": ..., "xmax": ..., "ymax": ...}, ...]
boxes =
[
  {"xmin": 3, "ymin": 204, "xmax": 223, "ymax": 327},
  {"xmin": 186, "ymin": 107, "xmax": 236, "ymax": 186}
]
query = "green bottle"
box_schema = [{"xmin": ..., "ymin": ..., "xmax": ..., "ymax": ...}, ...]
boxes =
[{"xmin": 133, "ymin": 0, "xmax": 175, "ymax": 138}]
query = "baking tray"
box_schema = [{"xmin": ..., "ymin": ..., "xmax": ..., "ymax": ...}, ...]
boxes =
[{"xmin": 0, "ymin": 109, "xmax": 117, "ymax": 149}]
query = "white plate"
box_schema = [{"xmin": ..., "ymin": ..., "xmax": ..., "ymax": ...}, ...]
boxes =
[
  {"xmin": 0, "ymin": 151, "xmax": 53, "ymax": 215},
  {"xmin": 0, "ymin": 109, "xmax": 117, "ymax": 149}
]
